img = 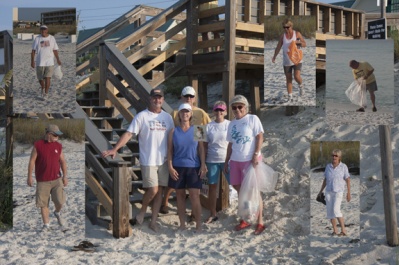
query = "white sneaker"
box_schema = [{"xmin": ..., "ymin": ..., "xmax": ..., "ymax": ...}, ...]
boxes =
[
  {"xmin": 299, "ymin": 84, "xmax": 304, "ymax": 97},
  {"xmin": 41, "ymin": 90, "xmax": 44, "ymax": 98},
  {"xmin": 54, "ymin": 211, "xmax": 65, "ymax": 227},
  {"xmin": 42, "ymin": 224, "xmax": 50, "ymax": 232}
]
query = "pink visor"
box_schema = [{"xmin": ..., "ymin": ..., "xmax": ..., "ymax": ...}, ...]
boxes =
[{"xmin": 213, "ymin": 104, "xmax": 226, "ymax": 111}]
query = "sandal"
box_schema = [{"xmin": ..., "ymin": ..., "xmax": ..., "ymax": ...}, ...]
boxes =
[
  {"xmin": 338, "ymin": 232, "xmax": 347, "ymax": 237},
  {"xmin": 254, "ymin": 224, "xmax": 266, "ymax": 235},
  {"xmin": 331, "ymin": 232, "xmax": 338, "ymax": 236},
  {"xmin": 71, "ymin": 241, "xmax": 97, "ymax": 252},
  {"xmin": 204, "ymin": 216, "xmax": 218, "ymax": 224},
  {"xmin": 235, "ymin": 220, "xmax": 251, "ymax": 231}
]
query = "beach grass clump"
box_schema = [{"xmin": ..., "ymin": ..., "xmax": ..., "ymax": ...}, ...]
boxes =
[
  {"xmin": 0, "ymin": 143, "xmax": 12, "ymax": 230},
  {"xmin": 310, "ymin": 141, "xmax": 360, "ymax": 170},
  {"xmin": 163, "ymin": 76, "xmax": 189, "ymax": 96},
  {"xmin": 13, "ymin": 23, "xmax": 77, "ymax": 35},
  {"xmin": 389, "ymin": 26, "xmax": 399, "ymax": 62},
  {"xmin": 13, "ymin": 119, "xmax": 85, "ymax": 145},
  {"xmin": 264, "ymin": 16, "xmax": 317, "ymax": 41}
]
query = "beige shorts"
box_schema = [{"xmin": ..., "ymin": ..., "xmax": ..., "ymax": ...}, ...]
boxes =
[
  {"xmin": 36, "ymin": 178, "xmax": 66, "ymax": 208},
  {"xmin": 140, "ymin": 162, "xmax": 169, "ymax": 188},
  {"xmin": 36, "ymin": 65, "xmax": 54, "ymax": 80}
]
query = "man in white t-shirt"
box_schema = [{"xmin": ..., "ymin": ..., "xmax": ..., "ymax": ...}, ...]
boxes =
[
  {"xmin": 31, "ymin": 25, "xmax": 62, "ymax": 99},
  {"xmin": 102, "ymin": 88, "xmax": 174, "ymax": 232}
]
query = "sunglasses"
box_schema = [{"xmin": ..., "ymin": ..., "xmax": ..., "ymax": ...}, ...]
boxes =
[
  {"xmin": 183, "ymin": 95, "xmax": 195, "ymax": 98},
  {"xmin": 332, "ymin": 154, "xmax": 338, "ymax": 157},
  {"xmin": 232, "ymin": 105, "xmax": 244, "ymax": 110},
  {"xmin": 283, "ymin": 26, "xmax": 290, "ymax": 29},
  {"xmin": 50, "ymin": 133, "xmax": 59, "ymax": 137},
  {"xmin": 214, "ymin": 108, "xmax": 225, "ymax": 112}
]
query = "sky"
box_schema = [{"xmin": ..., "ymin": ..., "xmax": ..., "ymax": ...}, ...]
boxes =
[{"xmin": 0, "ymin": 0, "xmax": 337, "ymax": 31}]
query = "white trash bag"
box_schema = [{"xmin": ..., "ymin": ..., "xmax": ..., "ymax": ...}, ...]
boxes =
[
  {"xmin": 53, "ymin": 65, "xmax": 63, "ymax": 80},
  {"xmin": 255, "ymin": 161, "xmax": 278, "ymax": 193},
  {"xmin": 238, "ymin": 169, "xmax": 260, "ymax": 223},
  {"xmin": 345, "ymin": 77, "xmax": 366, "ymax": 107}
]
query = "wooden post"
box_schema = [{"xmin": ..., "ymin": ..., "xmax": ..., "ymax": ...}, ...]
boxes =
[
  {"xmin": 249, "ymin": 80, "xmax": 260, "ymax": 115},
  {"xmin": 198, "ymin": 80, "xmax": 208, "ymax": 111},
  {"xmin": 216, "ymin": 171, "xmax": 229, "ymax": 211},
  {"xmin": 4, "ymin": 32, "xmax": 12, "ymax": 167},
  {"xmin": 222, "ymin": 0, "xmax": 237, "ymax": 120},
  {"xmin": 111, "ymin": 161, "xmax": 132, "ymax": 238},
  {"xmin": 379, "ymin": 125, "xmax": 398, "ymax": 246},
  {"xmin": 99, "ymin": 43, "xmax": 107, "ymax": 107}
]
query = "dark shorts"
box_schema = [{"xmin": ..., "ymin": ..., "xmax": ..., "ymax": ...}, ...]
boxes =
[
  {"xmin": 168, "ymin": 166, "xmax": 202, "ymax": 189},
  {"xmin": 283, "ymin": 63, "xmax": 302, "ymax": 75},
  {"xmin": 366, "ymin": 81, "xmax": 378, "ymax": 92}
]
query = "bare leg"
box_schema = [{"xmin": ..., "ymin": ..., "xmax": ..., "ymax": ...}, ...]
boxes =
[
  {"xmin": 188, "ymin": 188, "xmax": 202, "ymax": 231},
  {"xmin": 149, "ymin": 186, "xmax": 163, "ymax": 232},
  {"xmin": 41, "ymin": 207, "xmax": 50, "ymax": 225},
  {"xmin": 176, "ymin": 189, "xmax": 187, "ymax": 230},
  {"xmin": 294, "ymin": 69, "xmax": 302, "ymax": 86},
  {"xmin": 44, "ymin": 77, "xmax": 51, "ymax": 94},
  {"xmin": 369, "ymin": 90, "xmax": 376, "ymax": 108},
  {"xmin": 136, "ymin": 186, "xmax": 158, "ymax": 224},
  {"xmin": 257, "ymin": 195, "xmax": 263, "ymax": 225},
  {"xmin": 337, "ymin": 217, "xmax": 346, "ymax": 234},
  {"xmin": 285, "ymin": 72, "xmax": 293, "ymax": 95},
  {"xmin": 331, "ymin": 218, "xmax": 338, "ymax": 234},
  {"xmin": 162, "ymin": 187, "xmax": 174, "ymax": 208}
]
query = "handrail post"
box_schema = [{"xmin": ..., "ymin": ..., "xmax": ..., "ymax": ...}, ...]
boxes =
[
  {"xmin": 99, "ymin": 42, "xmax": 107, "ymax": 107},
  {"xmin": 110, "ymin": 161, "xmax": 132, "ymax": 238}
]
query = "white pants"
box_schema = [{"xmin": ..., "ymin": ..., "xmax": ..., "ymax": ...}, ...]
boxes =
[{"xmin": 325, "ymin": 191, "xmax": 343, "ymax": 219}]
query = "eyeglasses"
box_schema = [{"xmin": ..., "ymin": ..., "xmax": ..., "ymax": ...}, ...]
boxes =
[
  {"xmin": 283, "ymin": 26, "xmax": 290, "ymax": 29},
  {"xmin": 183, "ymin": 95, "xmax": 195, "ymax": 98},
  {"xmin": 232, "ymin": 105, "xmax": 244, "ymax": 110},
  {"xmin": 332, "ymin": 154, "xmax": 338, "ymax": 157},
  {"xmin": 214, "ymin": 108, "xmax": 225, "ymax": 112}
]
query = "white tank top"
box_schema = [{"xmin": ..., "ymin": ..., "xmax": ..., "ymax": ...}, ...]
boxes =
[{"xmin": 282, "ymin": 30, "xmax": 302, "ymax": 66}]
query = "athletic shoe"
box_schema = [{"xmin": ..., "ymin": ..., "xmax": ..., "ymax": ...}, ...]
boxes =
[
  {"xmin": 356, "ymin": 107, "xmax": 365, "ymax": 112},
  {"xmin": 42, "ymin": 224, "xmax": 50, "ymax": 232},
  {"xmin": 54, "ymin": 211, "xmax": 65, "ymax": 226},
  {"xmin": 372, "ymin": 106, "xmax": 377, "ymax": 112},
  {"xmin": 298, "ymin": 84, "xmax": 304, "ymax": 97},
  {"xmin": 43, "ymin": 93, "xmax": 48, "ymax": 100},
  {"xmin": 41, "ymin": 90, "xmax": 44, "ymax": 98}
]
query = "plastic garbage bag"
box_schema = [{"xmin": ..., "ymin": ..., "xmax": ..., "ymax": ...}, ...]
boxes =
[
  {"xmin": 345, "ymin": 77, "xmax": 366, "ymax": 107},
  {"xmin": 238, "ymin": 168, "xmax": 260, "ymax": 223},
  {"xmin": 255, "ymin": 161, "xmax": 278, "ymax": 193},
  {"xmin": 53, "ymin": 65, "xmax": 63, "ymax": 80}
]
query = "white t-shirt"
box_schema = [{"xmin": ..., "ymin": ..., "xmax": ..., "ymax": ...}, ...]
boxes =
[
  {"xmin": 227, "ymin": 114, "xmax": 264, "ymax": 162},
  {"xmin": 32, "ymin": 35, "xmax": 59, "ymax": 66},
  {"xmin": 205, "ymin": 120, "xmax": 230, "ymax": 163},
  {"xmin": 127, "ymin": 109, "xmax": 174, "ymax": 166}
]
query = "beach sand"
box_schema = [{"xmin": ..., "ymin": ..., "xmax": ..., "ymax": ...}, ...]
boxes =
[
  {"xmin": 264, "ymin": 38, "xmax": 316, "ymax": 106},
  {"xmin": 12, "ymin": 38, "xmax": 76, "ymax": 114}
]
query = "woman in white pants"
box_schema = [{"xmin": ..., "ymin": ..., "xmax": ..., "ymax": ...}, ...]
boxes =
[{"xmin": 318, "ymin": 149, "xmax": 351, "ymax": 236}]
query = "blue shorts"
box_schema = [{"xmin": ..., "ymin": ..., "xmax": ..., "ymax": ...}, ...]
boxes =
[
  {"xmin": 168, "ymin": 166, "xmax": 202, "ymax": 189},
  {"xmin": 206, "ymin": 162, "xmax": 230, "ymax": 185}
]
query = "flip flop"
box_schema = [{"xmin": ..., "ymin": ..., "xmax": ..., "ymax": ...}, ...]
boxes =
[
  {"xmin": 235, "ymin": 220, "xmax": 251, "ymax": 231},
  {"xmin": 204, "ymin": 216, "xmax": 218, "ymax": 224},
  {"xmin": 254, "ymin": 224, "xmax": 266, "ymax": 235},
  {"xmin": 71, "ymin": 241, "xmax": 97, "ymax": 252},
  {"xmin": 338, "ymin": 232, "xmax": 347, "ymax": 237}
]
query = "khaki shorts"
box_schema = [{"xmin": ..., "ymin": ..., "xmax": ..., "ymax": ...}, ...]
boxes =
[
  {"xmin": 36, "ymin": 178, "xmax": 66, "ymax": 208},
  {"xmin": 36, "ymin": 65, "xmax": 54, "ymax": 80},
  {"xmin": 140, "ymin": 162, "xmax": 169, "ymax": 188}
]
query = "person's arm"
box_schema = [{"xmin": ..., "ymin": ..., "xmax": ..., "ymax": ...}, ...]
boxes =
[
  {"xmin": 251, "ymin": 132, "xmax": 263, "ymax": 167},
  {"xmin": 272, "ymin": 35, "xmax": 284, "ymax": 63},
  {"xmin": 27, "ymin": 147, "xmax": 37, "ymax": 187},
  {"xmin": 102, "ymin": 131, "xmax": 133, "ymax": 159},
  {"xmin": 198, "ymin": 141, "xmax": 207, "ymax": 179},
  {"xmin": 346, "ymin": 177, "xmax": 351, "ymax": 202},
  {"xmin": 318, "ymin": 178, "xmax": 326, "ymax": 195},
  {"xmin": 224, "ymin": 142, "xmax": 232, "ymax": 174},
  {"xmin": 53, "ymin": 50, "xmax": 61, "ymax": 66},
  {"xmin": 296, "ymin": 31, "xmax": 306, "ymax": 48},
  {"xmin": 203, "ymin": 141, "xmax": 208, "ymax": 161},
  {"xmin": 59, "ymin": 150, "xmax": 68, "ymax": 187},
  {"xmin": 168, "ymin": 128, "xmax": 178, "ymax": 180},
  {"xmin": 31, "ymin": 50, "xmax": 36, "ymax": 68},
  {"xmin": 364, "ymin": 68, "xmax": 374, "ymax": 80}
]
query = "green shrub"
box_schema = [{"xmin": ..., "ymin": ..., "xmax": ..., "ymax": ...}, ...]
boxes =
[
  {"xmin": 163, "ymin": 76, "xmax": 189, "ymax": 96},
  {"xmin": 13, "ymin": 119, "xmax": 85, "ymax": 145},
  {"xmin": 0, "ymin": 151, "xmax": 12, "ymax": 230},
  {"xmin": 310, "ymin": 141, "xmax": 360, "ymax": 169},
  {"xmin": 264, "ymin": 16, "xmax": 317, "ymax": 41}
]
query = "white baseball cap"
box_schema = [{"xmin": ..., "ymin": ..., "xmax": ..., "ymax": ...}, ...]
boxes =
[
  {"xmin": 178, "ymin": 103, "xmax": 192, "ymax": 112},
  {"xmin": 181, "ymin": 86, "xmax": 196, "ymax": 96}
]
